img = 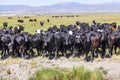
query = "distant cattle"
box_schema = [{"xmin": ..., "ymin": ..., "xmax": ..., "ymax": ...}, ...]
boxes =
[
  {"xmin": 29, "ymin": 19, "xmax": 37, "ymax": 22},
  {"xmin": 18, "ymin": 20, "xmax": 24, "ymax": 23},
  {"xmin": 24, "ymin": 16, "xmax": 29, "ymax": 18},
  {"xmin": 92, "ymin": 20, "xmax": 96, "ymax": 25},
  {"xmin": 52, "ymin": 16, "xmax": 54, "ymax": 18},
  {"xmin": 29, "ymin": 19, "xmax": 33, "ymax": 22},
  {"xmin": 3, "ymin": 22, "xmax": 8, "ymax": 28},
  {"xmin": 40, "ymin": 21, "xmax": 44, "ymax": 26},
  {"xmin": 34, "ymin": 19, "xmax": 37, "ymax": 22},
  {"xmin": 47, "ymin": 19, "xmax": 50, "ymax": 22},
  {"xmin": 76, "ymin": 15, "xmax": 79, "ymax": 17},
  {"xmin": 8, "ymin": 17, "xmax": 12, "ymax": 19}
]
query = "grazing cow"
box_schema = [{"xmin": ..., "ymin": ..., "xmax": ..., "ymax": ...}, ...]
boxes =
[
  {"xmin": 76, "ymin": 15, "xmax": 79, "ymax": 17},
  {"xmin": 47, "ymin": 19, "xmax": 50, "ymax": 22},
  {"xmin": 24, "ymin": 16, "xmax": 29, "ymax": 18},
  {"xmin": 29, "ymin": 19, "xmax": 33, "ymax": 22},
  {"xmin": 3, "ymin": 22, "xmax": 8, "ymax": 28},
  {"xmin": 40, "ymin": 21, "xmax": 44, "ymax": 26},
  {"xmin": 34, "ymin": 19, "xmax": 37, "ymax": 22},
  {"xmin": 8, "ymin": 17, "xmax": 12, "ymax": 19},
  {"xmin": 18, "ymin": 19, "xmax": 24, "ymax": 23}
]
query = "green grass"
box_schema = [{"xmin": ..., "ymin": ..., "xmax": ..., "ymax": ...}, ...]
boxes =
[
  {"xmin": 30, "ymin": 66, "xmax": 103, "ymax": 80},
  {"xmin": 1, "ymin": 13, "xmax": 120, "ymax": 34}
]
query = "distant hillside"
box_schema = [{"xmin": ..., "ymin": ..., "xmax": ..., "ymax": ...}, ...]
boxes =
[{"xmin": 0, "ymin": 2, "xmax": 120, "ymax": 15}]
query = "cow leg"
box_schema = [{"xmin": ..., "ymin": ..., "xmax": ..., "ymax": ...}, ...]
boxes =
[
  {"xmin": 17, "ymin": 49, "xmax": 20, "ymax": 57},
  {"xmin": 72, "ymin": 46, "xmax": 77, "ymax": 57},
  {"xmin": 109, "ymin": 46, "xmax": 113, "ymax": 57},
  {"xmin": 4, "ymin": 49, "xmax": 6, "ymax": 57},
  {"xmin": 84, "ymin": 50, "xmax": 89, "ymax": 61},
  {"xmin": 24, "ymin": 47, "xmax": 27, "ymax": 57},
  {"xmin": 114, "ymin": 45, "xmax": 117, "ymax": 55},
  {"xmin": 1, "ymin": 49, "xmax": 4, "ymax": 58},
  {"xmin": 101, "ymin": 46, "xmax": 106, "ymax": 58},
  {"xmin": 54, "ymin": 49, "xmax": 58, "ymax": 59},
  {"xmin": 7, "ymin": 48, "xmax": 9, "ymax": 57},
  {"xmin": 63, "ymin": 47, "xmax": 67, "ymax": 58},
  {"xmin": 29, "ymin": 47, "xmax": 34, "ymax": 58},
  {"xmin": 64, "ymin": 51, "xmax": 67, "ymax": 58},
  {"xmin": 37, "ymin": 47, "xmax": 40, "ymax": 56},
  {"xmin": 90, "ymin": 49, "xmax": 94, "ymax": 62},
  {"xmin": 70, "ymin": 46, "xmax": 74, "ymax": 56},
  {"xmin": 95, "ymin": 48, "xmax": 99, "ymax": 58},
  {"xmin": 12, "ymin": 49, "xmax": 15, "ymax": 57},
  {"xmin": 21, "ymin": 48, "xmax": 25, "ymax": 58}
]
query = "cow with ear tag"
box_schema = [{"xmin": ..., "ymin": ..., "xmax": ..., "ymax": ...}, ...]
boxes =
[
  {"xmin": 73, "ymin": 30, "xmax": 85, "ymax": 57},
  {"xmin": 28, "ymin": 30, "xmax": 43, "ymax": 57},
  {"xmin": 59, "ymin": 30, "xmax": 74, "ymax": 58}
]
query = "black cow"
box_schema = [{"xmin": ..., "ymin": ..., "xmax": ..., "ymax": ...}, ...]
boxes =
[
  {"xmin": 13, "ymin": 25, "xmax": 24, "ymax": 34},
  {"xmin": 42, "ymin": 31, "xmax": 55, "ymax": 57},
  {"xmin": 29, "ymin": 19, "xmax": 33, "ymax": 22},
  {"xmin": 73, "ymin": 31, "xmax": 85, "ymax": 57},
  {"xmin": 34, "ymin": 19, "xmax": 37, "ymax": 22},
  {"xmin": 14, "ymin": 33, "xmax": 25, "ymax": 58},
  {"xmin": 85, "ymin": 31, "xmax": 100, "ymax": 62},
  {"xmin": 40, "ymin": 21, "xmax": 44, "ymax": 26},
  {"xmin": 28, "ymin": 33, "xmax": 43, "ymax": 57},
  {"xmin": 18, "ymin": 20, "xmax": 24, "ymax": 23},
  {"xmin": 1, "ymin": 33, "xmax": 14, "ymax": 58},
  {"xmin": 76, "ymin": 21, "xmax": 80, "ymax": 26},
  {"xmin": 47, "ymin": 19, "xmax": 50, "ymax": 22},
  {"xmin": 24, "ymin": 16, "xmax": 29, "ymax": 18},
  {"xmin": 8, "ymin": 17, "xmax": 12, "ymax": 19},
  {"xmin": 3, "ymin": 22, "xmax": 8, "ymax": 28},
  {"xmin": 21, "ymin": 32, "xmax": 30, "ymax": 57}
]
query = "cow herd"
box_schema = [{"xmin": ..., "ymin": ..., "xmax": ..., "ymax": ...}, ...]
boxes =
[
  {"xmin": 0, "ymin": 20, "xmax": 120, "ymax": 62},
  {"xmin": 17, "ymin": 17, "xmax": 48, "ymax": 26}
]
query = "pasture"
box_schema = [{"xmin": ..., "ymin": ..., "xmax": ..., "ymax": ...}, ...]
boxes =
[
  {"xmin": 1, "ymin": 13, "xmax": 120, "ymax": 34},
  {"xmin": 1, "ymin": 13, "xmax": 120, "ymax": 80}
]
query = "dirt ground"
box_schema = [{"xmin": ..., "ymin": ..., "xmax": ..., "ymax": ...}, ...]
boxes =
[{"xmin": 0, "ymin": 56, "xmax": 120, "ymax": 80}]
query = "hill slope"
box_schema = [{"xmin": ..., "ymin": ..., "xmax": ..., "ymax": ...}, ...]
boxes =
[{"xmin": 0, "ymin": 2, "xmax": 120, "ymax": 15}]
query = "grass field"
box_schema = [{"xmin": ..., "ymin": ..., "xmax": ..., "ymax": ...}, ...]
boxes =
[
  {"xmin": 1, "ymin": 13, "xmax": 120, "ymax": 80},
  {"xmin": 1, "ymin": 13, "xmax": 120, "ymax": 34}
]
